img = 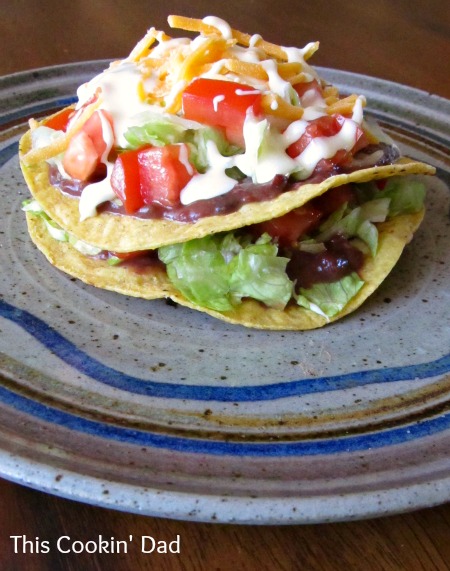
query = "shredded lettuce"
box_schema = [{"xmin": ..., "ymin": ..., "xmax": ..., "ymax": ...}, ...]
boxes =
[
  {"xmin": 296, "ymin": 272, "xmax": 364, "ymax": 318},
  {"xmin": 228, "ymin": 235, "xmax": 293, "ymax": 309},
  {"xmin": 315, "ymin": 198, "xmax": 390, "ymax": 257},
  {"xmin": 22, "ymin": 199, "xmax": 102, "ymax": 256},
  {"xmin": 158, "ymin": 233, "xmax": 292, "ymax": 311},
  {"xmin": 124, "ymin": 120, "xmax": 185, "ymax": 148},
  {"xmin": 161, "ymin": 236, "xmax": 234, "ymax": 311},
  {"xmin": 376, "ymin": 177, "xmax": 426, "ymax": 217},
  {"xmin": 356, "ymin": 176, "xmax": 426, "ymax": 217}
]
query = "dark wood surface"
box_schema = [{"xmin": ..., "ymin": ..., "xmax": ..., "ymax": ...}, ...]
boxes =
[{"xmin": 1, "ymin": 1, "xmax": 449, "ymax": 569}]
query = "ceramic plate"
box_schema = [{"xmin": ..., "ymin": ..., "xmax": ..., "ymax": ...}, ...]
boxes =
[{"xmin": 1, "ymin": 62, "xmax": 449, "ymax": 524}]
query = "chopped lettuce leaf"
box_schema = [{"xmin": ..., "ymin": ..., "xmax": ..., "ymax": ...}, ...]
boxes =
[
  {"xmin": 159, "ymin": 236, "xmax": 234, "ymax": 311},
  {"xmin": 68, "ymin": 234, "xmax": 103, "ymax": 256},
  {"xmin": 359, "ymin": 197, "xmax": 391, "ymax": 223},
  {"xmin": 296, "ymin": 272, "xmax": 364, "ymax": 318},
  {"xmin": 228, "ymin": 235, "xmax": 293, "ymax": 309},
  {"xmin": 316, "ymin": 198, "xmax": 390, "ymax": 257},
  {"xmin": 124, "ymin": 120, "xmax": 185, "ymax": 148},
  {"xmin": 187, "ymin": 127, "xmax": 240, "ymax": 173},
  {"xmin": 22, "ymin": 198, "xmax": 45, "ymax": 214},
  {"xmin": 356, "ymin": 176, "xmax": 426, "ymax": 217},
  {"xmin": 158, "ymin": 233, "xmax": 292, "ymax": 311},
  {"xmin": 44, "ymin": 218, "xmax": 69, "ymax": 242},
  {"xmin": 377, "ymin": 177, "xmax": 426, "ymax": 217},
  {"xmin": 23, "ymin": 199, "xmax": 102, "ymax": 255}
]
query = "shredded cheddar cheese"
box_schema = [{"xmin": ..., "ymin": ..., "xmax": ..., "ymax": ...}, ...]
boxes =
[{"xmin": 23, "ymin": 15, "xmax": 368, "ymax": 165}]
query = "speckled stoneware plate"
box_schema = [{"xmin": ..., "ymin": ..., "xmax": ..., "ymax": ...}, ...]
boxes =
[{"xmin": 1, "ymin": 62, "xmax": 449, "ymax": 524}]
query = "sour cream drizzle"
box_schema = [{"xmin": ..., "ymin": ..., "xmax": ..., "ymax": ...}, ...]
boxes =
[
  {"xmin": 202, "ymin": 16, "xmax": 233, "ymax": 39},
  {"xmin": 180, "ymin": 141, "xmax": 236, "ymax": 204},
  {"xmin": 260, "ymin": 60, "xmax": 295, "ymax": 103},
  {"xmin": 213, "ymin": 94, "xmax": 225, "ymax": 111},
  {"xmin": 79, "ymin": 111, "xmax": 116, "ymax": 220},
  {"xmin": 76, "ymin": 62, "xmax": 150, "ymax": 148}
]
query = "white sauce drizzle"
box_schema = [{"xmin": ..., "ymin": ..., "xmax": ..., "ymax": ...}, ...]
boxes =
[
  {"xmin": 302, "ymin": 106, "xmax": 327, "ymax": 121},
  {"xmin": 282, "ymin": 44, "xmax": 319, "ymax": 81},
  {"xmin": 282, "ymin": 119, "xmax": 308, "ymax": 146},
  {"xmin": 213, "ymin": 94, "xmax": 225, "ymax": 111},
  {"xmin": 352, "ymin": 95, "xmax": 366, "ymax": 124},
  {"xmin": 235, "ymin": 114, "xmax": 298, "ymax": 183},
  {"xmin": 249, "ymin": 34, "xmax": 263, "ymax": 47},
  {"xmin": 228, "ymin": 45, "xmax": 263, "ymax": 63},
  {"xmin": 260, "ymin": 60, "xmax": 294, "ymax": 102},
  {"xmin": 202, "ymin": 16, "xmax": 233, "ymax": 39},
  {"xmin": 180, "ymin": 141, "xmax": 237, "ymax": 204},
  {"xmin": 164, "ymin": 79, "xmax": 187, "ymax": 109},
  {"xmin": 178, "ymin": 144, "xmax": 195, "ymax": 176},
  {"xmin": 301, "ymin": 87, "xmax": 325, "ymax": 108},
  {"xmin": 79, "ymin": 167, "xmax": 116, "ymax": 221},
  {"xmin": 76, "ymin": 61, "xmax": 151, "ymax": 148},
  {"xmin": 235, "ymin": 88, "xmax": 261, "ymax": 97},
  {"xmin": 79, "ymin": 110, "xmax": 116, "ymax": 220},
  {"xmin": 294, "ymin": 119, "xmax": 359, "ymax": 178},
  {"xmin": 147, "ymin": 37, "xmax": 190, "ymax": 58}
]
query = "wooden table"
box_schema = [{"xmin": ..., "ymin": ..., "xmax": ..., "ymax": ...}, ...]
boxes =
[{"xmin": 1, "ymin": 1, "xmax": 449, "ymax": 569}]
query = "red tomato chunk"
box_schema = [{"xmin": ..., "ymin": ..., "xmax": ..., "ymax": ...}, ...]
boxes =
[
  {"xmin": 62, "ymin": 131, "xmax": 100, "ymax": 181},
  {"xmin": 138, "ymin": 144, "xmax": 195, "ymax": 207},
  {"xmin": 62, "ymin": 110, "xmax": 113, "ymax": 181},
  {"xmin": 182, "ymin": 78, "xmax": 262, "ymax": 146},
  {"xmin": 293, "ymin": 79, "xmax": 323, "ymax": 105},
  {"xmin": 250, "ymin": 185, "xmax": 357, "ymax": 246},
  {"xmin": 110, "ymin": 143, "xmax": 196, "ymax": 213},
  {"xmin": 250, "ymin": 205, "xmax": 323, "ymax": 247},
  {"xmin": 287, "ymin": 114, "xmax": 368, "ymax": 171},
  {"xmin": 110, "ymin": 149, "xmax": 142, "ymax": 214},
  {"xmin": 44, "ymin": 108, "xmax": 74, "ymax": 132}
]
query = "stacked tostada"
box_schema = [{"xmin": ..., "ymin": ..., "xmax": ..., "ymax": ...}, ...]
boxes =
[{"xmin": 19, "ymin": 15, "xmax": 435, "ymax": 329}]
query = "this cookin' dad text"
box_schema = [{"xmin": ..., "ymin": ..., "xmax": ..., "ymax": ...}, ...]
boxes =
[{"xmin": 9, "ymin": 534, "xmax": 181, "ymax": 554}]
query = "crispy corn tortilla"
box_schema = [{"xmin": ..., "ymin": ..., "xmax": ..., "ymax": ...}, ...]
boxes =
[
  {"xmin": 26, "ymin": 208, "xmax": 424, "ymax": 330},
  {"xmin": 20, "ymin": 126, "xmax": 435, "ymax": 253},
  {"xmin": 25, "ymin": 213, "xmax": 175, "ymax": 300}
]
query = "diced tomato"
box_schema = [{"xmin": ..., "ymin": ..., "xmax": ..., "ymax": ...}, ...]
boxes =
[
  {"xmin": 110, "ymin": 251, "xmax": 148, "ymax": 261},
  {"xmin": 110, "ymin": 149, "xmax": 144, "ymax": 214},
  {"xmin": 311, "ymin": 184, "xmax": 356, "ymax": 217},
  {"xmin": 62, "ymin": 110, "xmax": 113, "ymax": 181},
  {"xmin": 81, "ymin": 110, "xmax": 113, "ymax": 157},
  {"xmin": 224, "ymin": 126, "xmax": 246, "ymax": 148},
  {"xmin": 110, "ymin": 144, "xmax": 196, "ymax": 213},
  {"xmin": 250, "ymin": 184, "xmax": 357, "ymax": 246},
  {"xmin": 376, "ymin": 179, "xmax": 388, "ymax": 190},
  {"xmin": 182, "ymin": 78, "xmax": 262, "ymax": 146},
  {"xmin": 44, "ymin": 108, "xmax": 74, "ymax": 132},
  {"xmin": 138, "ymin": 144, "xmax": 196, "ymax": 207},
  {"xmin": 250, "ymin": 205, "xmax": 323, "ymax": 247},
  {"xmin": 286, "ymin": 114, "xmax": 368, "ymax": 172},
  {"xmin": 293, "ymin": 79, "xmax": 323, "ymax": 105},
  {"xmin": 287, "ymin": 115, "xmax": 343, "ymax": 159},
  {"xmin": 62, "ymin": 131, "xmax": 100, "ymax": 181}
]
